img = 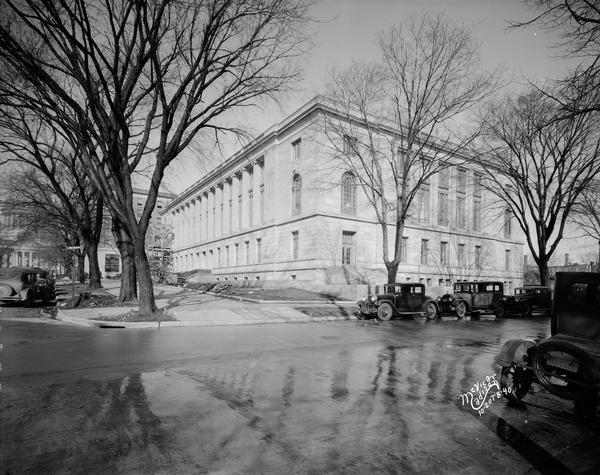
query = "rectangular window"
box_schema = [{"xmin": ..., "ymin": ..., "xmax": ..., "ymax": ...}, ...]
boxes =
[
  {"xmin": 248, "ymin": 188, "xmax": 253, "ymax": 226},
  {"xmin": 245, "ymin": 241, "xmax": 250, "ymax": 265},
  {"xmin": 212, "ymin": 206, "xmax": 216, "ymax": 238},
  {"xmin": 400, "ymin": 236, "xmax": 408, "ymax": 263},
  {"xmin": 457, "ymin": 194, "xmax": 466, "ymax": 229},
  {"xmin": 440, "ymin": 241, "xmax": 448, "ymax": 266},
  {"xmin": 475, "ymin": 245, "xmax": 482, "ymax": 269},
  {"xmin": 438, "ymin": 167, "xmax": 450, "ymax": 189},
  {"xmin": 473, "ymin": 199, "xmax": 482, "ymax": 232},
  {"xmin": 226, "ymin": 245, "xmax": 230, "ymax": 266},
  {"xmin": 24, "ymin": 251, "xmax": 30, "ymax": 267},
  {"xmin": 235, "ymin": 243, "xmax": 239, "ymax": 266},
  {"xmin": 342, "ymin": 231, "xmax": 355, "ymax": 265},
  {"xmin": 504, "ymin": 209, "xmax": 512, "ymax": 238},
  {"xmin": 292, "ymin": 138, "xmax": 301, "ymax": 161},
  {"xmin": 238, "ymin": 194, "xmax": 243, "ymax": 229},
  {"xmin": 474, "ymin": 173, "xmax": 483, "ymax": 197},
  {"xmin": 220, "ymin": 202, "xmax": 224, "ymax": 236},
  {"xmin": 421, "ymin": 239, "xmax": 428, "ymax": 265},
  {"xmin": 505, "ymin": 249, "xmax": 511, "ymax": 270},
  {"xmin": 438, "ymin": 191, "xmax": 449, "ymax": 225},
  {"xmin": 458, "ymin": 243, "xmax": 465, "ymax": 267},
  {"xmin": 256, "ymin": 238, "xmax": 262, "ymax": 264},
  {"xmin": 17, "ymin": 251, "xmax": 22, "ymax": 266},
  {"xmin": 343, "ymin": 135, "xmax": 358, "ymax": 156},
  {"xmin": 292, "ymin": 231, "xmax": 299, "ymax": 260},
  {"xmin": 105, "ymin": 254, "xmax": 119, "ymax": 273},
  {"xmin": 457, "ymin": 168, "xmax": 467, "ymax": 190},
  {"xmin": 217, "ymin": 247, "xmax": 221, "ymax": 267},
  {"xmin": 419, "ymin": 186, "xmax": 430, "ymax": 224},
  {"xmin": 260, "ymin": 184, "xmax": 265, "ymax": 224},
  {"xmin": 228, "ymin": 199, "xmax": 232, "ymax": 233}
]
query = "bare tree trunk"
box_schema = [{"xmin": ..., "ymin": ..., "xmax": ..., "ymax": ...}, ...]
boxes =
[
  {"xmin": 77, "ymin": 252, "xmax": 85, "ymax": 283},
  {"xmin": 537, "ymin": 258, "xmax": 551, "ymax": 288},
  {"xmin": 134, "ymin": 239, "xmax": 157, "ymax": 315},
  {"xmin": 386, "ymin": 262, "xmax": 399, "ymax": 284},
  {"xmin": 86, "ymin": 241, "xmax": 102, "ymax": 289},
  {"xmin": 112, "ymin": 219, "xmax": 137, "ymax": 302}
]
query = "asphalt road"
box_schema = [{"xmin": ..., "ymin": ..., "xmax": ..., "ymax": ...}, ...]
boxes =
[{"xmin": 1, "ymin": 305, "xmax": 599, "ymax": 474}]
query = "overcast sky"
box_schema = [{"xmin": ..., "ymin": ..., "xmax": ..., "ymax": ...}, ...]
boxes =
[
  {"xmin": 162, "ymin": 0, "xmax": 595, "ymax": 261},
  {"xmin": 165, "ymin": 0, "xmax": 571, "ymax": 193}
]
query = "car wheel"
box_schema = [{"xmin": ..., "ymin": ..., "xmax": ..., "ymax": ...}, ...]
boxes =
[
  {"xmin": 424, "ymin": 301, "xmax": 438, "ymax": 320},
  {"xmin": 520, "ymin": 302, "xmax": 531, "ymax": 317},
  {"xmin": 532, "ymin": 339, "xmax": 592, "ymax": 400},
  {"xmin": 494, "ymin": 301, "xmax": 505, "ymax": 318},
  {"xmin": 455, "ymin": 301, "xmax": 467, "ymax": 318},
  {"xmin": 377, "ymin": 303, "xmax": 393, "ymax": 321},
  {"xmin": 500, "ymin": 365, "xmax": 532, "ymax": 402}
]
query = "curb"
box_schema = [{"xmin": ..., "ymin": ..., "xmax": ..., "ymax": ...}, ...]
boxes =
[
  {"xmin": 204, "ymin": 291, "xmax": 356, "ymax": 306},
  {"xmin": 56, "ymin": 308, "xmax": 357, "ymax": 329}
]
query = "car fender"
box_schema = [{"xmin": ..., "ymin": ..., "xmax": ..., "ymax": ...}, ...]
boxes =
[
  {"xmin": 19, "ymin": 288, "xmax": 30, "ymax": 301},
  {"xmin": 494, "ymin": 339, "xmax": 536, "ymax": 368}
]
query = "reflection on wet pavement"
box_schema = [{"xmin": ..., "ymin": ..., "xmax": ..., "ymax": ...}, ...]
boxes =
[{"xmin": 1, "ymin": 317, "xmax": 598, "ymax": 473}]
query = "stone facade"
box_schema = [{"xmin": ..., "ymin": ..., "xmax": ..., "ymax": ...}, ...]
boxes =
[{"xmin": 165, "ymin": 98, "xmax": 524, "ymax": 291}]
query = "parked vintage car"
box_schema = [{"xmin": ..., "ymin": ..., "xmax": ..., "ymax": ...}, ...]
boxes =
[
  {"xmin": 495, "ymin": 272, "xmax": 600, "ymax": 418},
  {"xmin": 358, "ymin": 283, "xmax": 439, "ymax": 321},
  {"xmin": 499, "ymin": 285, "xmax": 552, "ymax": 316},
  {"xmin": 0, "ymin": 267, "xmax": 55, "ymax": 306},
  {"xmin": 438, "ymin": 281, "xmax": 505, "ymax": 318}
]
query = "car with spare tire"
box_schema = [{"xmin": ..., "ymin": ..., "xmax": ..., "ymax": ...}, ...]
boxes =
[{"xmin": 358, "ymin": 283, "xmax": 439, "ymax": 320}]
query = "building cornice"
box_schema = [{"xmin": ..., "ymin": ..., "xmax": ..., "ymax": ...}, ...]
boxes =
[{"xmin": 164, "ymin": 96, "xmax": 478, "ymax": 212}]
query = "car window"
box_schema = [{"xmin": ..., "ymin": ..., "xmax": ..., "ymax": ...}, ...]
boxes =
[
  {"xmin": 414, "ymin": 286, "xmax": 423, "ymax": 294},
  {"xmin": 568, "ymin": 283, "xmax": 589, "ymax": 305}
]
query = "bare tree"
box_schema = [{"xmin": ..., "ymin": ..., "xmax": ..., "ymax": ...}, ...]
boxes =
[
  {"xmin": 476, "ymin": 88, "xmax": 600, "ymax": 286},
  {"xmin": 317, "ymin": 13, "xmax": 499, "ymax": 284},
  {"xmin": 572, "ymin": 179, "xmax": 600, "ymax": 239},
  {"xmin": 0, "ymin": 0, "xmax": 313, "ymax": 314},
  {"xmin": 511, "ymin": 0, "xmax": 600, "ymax": 116},
  {"xmin": 2, "ymin": 168, "xmax": 89, "ymax": 278},
  {"xmin": 0, "ymin": 108, "xmax": 104, "ymax": 287}
]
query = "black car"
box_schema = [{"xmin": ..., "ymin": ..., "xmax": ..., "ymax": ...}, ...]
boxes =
[
  {"xmin": 495, "ymin": 272, "xmax": 600, "ymax": 417},
  {"xmin": 358, "ymin": 283, "xmax": 438, "ymax": 321},
  {"xmin": 0, "ymin": 267, "xmax": 55, "ymax": 306},
  {"xmin": 438, "ymin": 281, "xmax": 505, "ymax": 318},
  {"xmin": 500, "ymin": 285, "xmax": 552, "ymax": 316}
]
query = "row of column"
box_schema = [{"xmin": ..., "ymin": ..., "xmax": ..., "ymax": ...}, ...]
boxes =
[{"xmin": 172, "ymin": 160, "xmax": 264, "ymax": 250}]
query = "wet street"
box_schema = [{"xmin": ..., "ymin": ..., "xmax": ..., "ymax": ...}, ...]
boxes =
[{"xmin": 1, "ymin": 306, "xmax": 599, "ymax": 474}]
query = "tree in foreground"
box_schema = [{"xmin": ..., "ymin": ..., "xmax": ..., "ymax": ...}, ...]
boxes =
[
  {"xmin": 318, "ymin": 13, "xmax": 498, "ymax": 284},
  {"xmin": 476, "ymin": 88, "xmax": 600, "ymax": 286},
  {"xmin": 0, "ymin": 0, "xmax": 313, "ymax": 314},
  {"xmin": 513, "ymin": 0, "xmax": 600, "ymax": 116}
]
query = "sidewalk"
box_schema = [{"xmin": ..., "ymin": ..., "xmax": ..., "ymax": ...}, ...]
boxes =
[{"xmin": 56, "ymin": 281, "xmax": 359, "ymax": 328}]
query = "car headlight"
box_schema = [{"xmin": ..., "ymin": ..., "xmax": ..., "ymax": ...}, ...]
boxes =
[{"xmin": 369, "ymin": 295, "xmax": 377, "ymax": 303}]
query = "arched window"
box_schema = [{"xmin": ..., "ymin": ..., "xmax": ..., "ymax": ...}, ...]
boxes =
[
  {"xmin": 292, "ymin": 173, "xmax": 302, "ymax": 215},
  {"xmin": 341, "ymin": 172, "xmax": 356, "ymax": 215}
]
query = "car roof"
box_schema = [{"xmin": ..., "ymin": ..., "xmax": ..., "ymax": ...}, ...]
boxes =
[
  {"xmin": 454, "ymin": 281, "xmax": 503, "ymax": 285},
  {"xmin": 0, "ymin": 266, "xmax": 50, "ymax": 277}
]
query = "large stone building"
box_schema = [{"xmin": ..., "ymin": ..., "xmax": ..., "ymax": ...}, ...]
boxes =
[
  {"xmin": 96, "ymin": 188, "xmax": 176, "ymax": 278},
  {"xmin": 165, "ymin": 98, "xmax": 524, "ymax": 291}
]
